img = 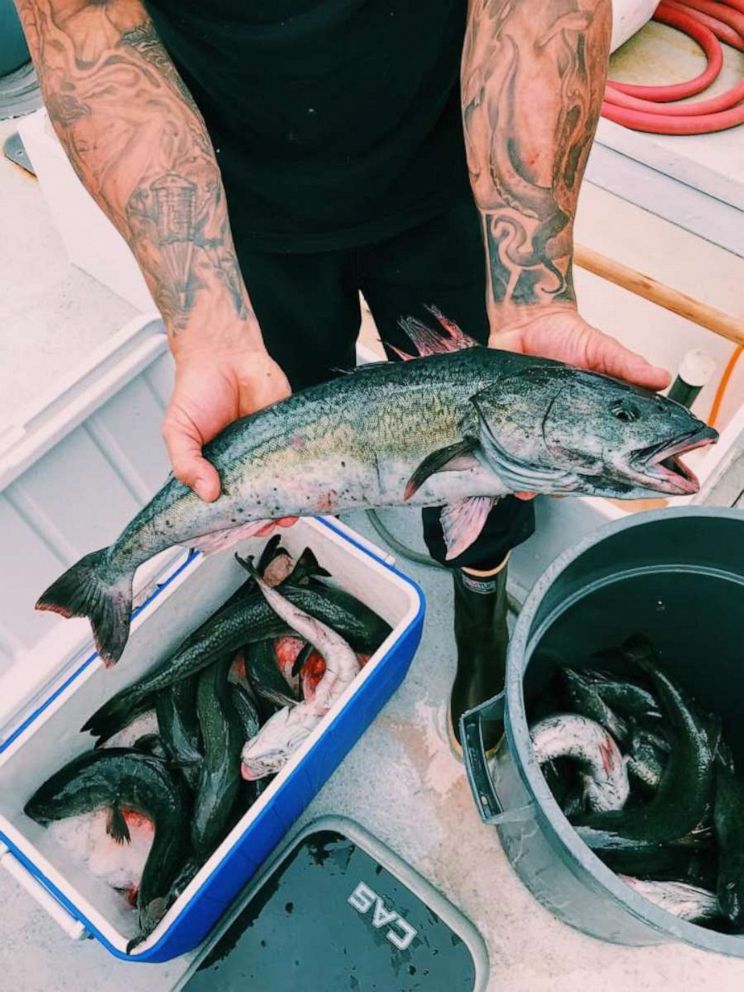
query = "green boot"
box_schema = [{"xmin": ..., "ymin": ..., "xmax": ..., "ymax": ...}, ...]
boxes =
[{"xmin": 449, "ymin": 558, "xmax": 509, "ymax": 756}]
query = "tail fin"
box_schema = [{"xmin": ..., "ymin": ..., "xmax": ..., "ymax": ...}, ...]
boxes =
[
  {"xmin": 36, "ymin": 549, "xmax": 134, "ymax": 665},
  {"xmin": 87, "ymin": 689, "xmax": 153, "ymax": 742},
  {"xmin": 286, "ymin": 547, "xmax": 331, "ymax": 585}
]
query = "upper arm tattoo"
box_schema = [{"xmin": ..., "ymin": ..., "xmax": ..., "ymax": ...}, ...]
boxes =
[
  {"xmin": 16, "ymin": 0, "xmax": 248, "ymax": 330},
  {"xmin": 462, "ymin": 0, "xmax": 611, "ymax": 312}
]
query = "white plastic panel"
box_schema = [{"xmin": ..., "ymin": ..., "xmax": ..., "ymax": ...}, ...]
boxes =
[
  {"xmin": 87, "ymin": 378, "xmax": 171, "ymax": 503},
  {"xmin": 13, "ymin": 429, "xmax": 142, "ymax": 555},
  {"xmin": 0, "ymin": 497, "xmax": 66, "ymax": 662},
  {"xmin": 141, "ymin": 353, "xmax": 175, "ymax": 410},
  {"xmin": 0, "ymin": 316, "xmax": 173, "ymax": 694}
]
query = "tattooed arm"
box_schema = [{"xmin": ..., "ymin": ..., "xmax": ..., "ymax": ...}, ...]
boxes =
[
  {"xmin": 461, "ymin": 0, "xmax": 669, "ymax": 389},
  {"xmin": 15, "ymin": 0, "xmax": 290, "ymax": 499}
]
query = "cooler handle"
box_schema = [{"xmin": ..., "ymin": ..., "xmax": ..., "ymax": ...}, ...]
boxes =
[
  {"xmin": 461, "ymin": 693, "xmax": 534, "ymax": 826},
  {"xmin": 0, "ymin": 843, "xmax": 87, "ymax": 941}
]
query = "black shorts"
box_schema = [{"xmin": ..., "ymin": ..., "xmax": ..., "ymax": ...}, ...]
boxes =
[{"xmin": 234, "ymin": 199, "xmax": 535, "ymax": 570}]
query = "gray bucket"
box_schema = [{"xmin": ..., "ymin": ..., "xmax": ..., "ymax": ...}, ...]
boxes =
[
  {"xmin": 0, "ymin": 1, "xmax": 29, "ymax": 78},
  {"xmin": 462, "ymin": 506, "xmax": 744, "ymax": 956}
]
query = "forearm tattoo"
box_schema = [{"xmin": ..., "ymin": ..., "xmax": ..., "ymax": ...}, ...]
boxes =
[
  {"xmin": 462, "ymin": 0, "xmax": 611, "ymax": 314},
  {"xmin": 16, "ymin": 0, "xmax": 249, "ymax": 331}
]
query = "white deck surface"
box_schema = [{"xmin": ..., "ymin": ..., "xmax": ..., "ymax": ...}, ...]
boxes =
[{"xmin": 2, "ymin": 106, "xmax": 744, "ymax": 990}]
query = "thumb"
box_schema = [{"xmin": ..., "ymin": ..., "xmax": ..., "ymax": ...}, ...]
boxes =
[
  {"xmin": 162, "ymin": 416, "xmax": 221, "ymax": 501},
  {"xmin": 586, "ymin": 331, "xmax": 670, "ymax": 391}
]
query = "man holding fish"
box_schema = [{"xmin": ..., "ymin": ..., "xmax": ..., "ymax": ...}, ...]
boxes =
[{"xmin": 17, "ymin": 0, "xmax": 671, "ymax": 753}]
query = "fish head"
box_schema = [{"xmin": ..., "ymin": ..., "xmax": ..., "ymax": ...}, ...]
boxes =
[
  {"xmin": 24, "ymin": 793, "xmax": 54, "ymax": 825},
  {"xmin": 24, "ymin": 774, "xmax": 74, "ymax": 825},
  {"xmin": 240, "ymin": 707, "xmax": 311, "ymax": 780},
  {"xmin": 473, "ymin": 364, "xmax": 717, "ymax": 497}
]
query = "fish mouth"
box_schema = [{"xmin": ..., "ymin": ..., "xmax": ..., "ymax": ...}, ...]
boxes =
[{"xmin": 629, "ymin": 425, "xmax": 718, "ymax": 495}]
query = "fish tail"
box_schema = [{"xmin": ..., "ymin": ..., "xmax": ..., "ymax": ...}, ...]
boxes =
[
  {"xmin": 36, "ymin": 548, "xmax": 134, "ymax": 665},
  {"xmin": 82, "ymin": 687, "xmax": 144, "ymax": 739}
]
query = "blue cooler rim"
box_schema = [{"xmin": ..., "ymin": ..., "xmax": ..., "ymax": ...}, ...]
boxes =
[{"xmin": 0, "ymin": 516, "xmax": 426, "ymax": 961}]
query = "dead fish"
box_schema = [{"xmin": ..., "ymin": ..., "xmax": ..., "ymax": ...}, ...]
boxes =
[
  {"xmin": 36, "ymin": 316, "xmax": 716, "ymax": 664},
  {"xmin": 98, "ymin": 710, "xmax": 159, "ymax": 750},
  {"xmin": 585, "ymin": 670, "xmax": 661, "ymax": 724},
  {"xmin": 714, "ymin": 760, "xmax": 744, "ymax": 927},
  {"xmin": 573, "ymin": 636, "xmax": 721, "ymax": 854},
  {"xmin": 246, "ymin": 639, "xmax": 298, "ymax": 713},
  {"xmin": 562, "ymin": 668, "xmax": 629, "ymax": 744},
  {"xmin": 531, "ymin": 713, "xmax": 630, "ymax": 813},
  {"xmin": 191, "ymin": 656, "xmax": 244, "ymax": 858},
  {"xmin": 626, "ymin": 725, "xmax": 670, "ymax": 794},
  {"xmin": 24, "ymin": 749, "xmax": 189, "ymax": 949},
  {"xmin": 81, "ymin": 550, "xmax": 384, "ymax": 741},
  {"xmin": 273, "ymin": 635, "xmax": 305, "ymax": 694},
  {"xmin": 618, "ymin": 875, "xmax": 720, "ymax": 924},
  {"xmin": 239, "ymin": 556, "xmax": 360, "ymax": 780},
  {"xmin": 600, "ymin": 846, "xmax": 717, "ymax": 889}
]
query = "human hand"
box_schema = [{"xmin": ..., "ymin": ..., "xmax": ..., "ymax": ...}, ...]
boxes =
[
  {"xmin": 490, "ymin": 306, "xmax": 671, "ymax": 390},
  {"xmin": 163, "ymin": 336, "xmax": 291, "ymax": 501},
  {"xmin": 490, "ymin": 307, "xmax": 671, "ymax": 500}
]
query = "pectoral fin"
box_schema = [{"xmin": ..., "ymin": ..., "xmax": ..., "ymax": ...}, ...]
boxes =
[
  {"xmin": 291, "ymin": 641, "xmax": 313, "ymax": 678},
  {"xmin": 190, "ymin": 520, "xmax": 277, "ymax": 556},
  {"xmin": 107, "ymin": 803, "xmax": 131, "ymax": 845},
  {"xmin": 441, "ymin": 496, "xmax": 496, "ymax": 560},
  {"xmin": 404, "ymin": 439, "xmax": 479, "ymax": 500}
]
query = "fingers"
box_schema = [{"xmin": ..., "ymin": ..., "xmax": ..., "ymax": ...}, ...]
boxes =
[
  {"xmin": 253, "ymin": 517, "xmax": 299, "ymax": 537},
  {"xmin": 162, "ymin": 415, "xmax": 221, "ymax": 502},
  {"xmin": 586, "ymin": 331, "xmax": 671, "ymax": 391}
]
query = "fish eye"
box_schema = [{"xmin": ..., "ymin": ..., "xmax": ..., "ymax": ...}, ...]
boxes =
[{"xmin": 611, "ymin": 399, "xmax": 640, "ymax": 423}]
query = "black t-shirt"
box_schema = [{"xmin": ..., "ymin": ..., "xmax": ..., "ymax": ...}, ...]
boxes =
[{"xmin": 145, "ymin": 0, "xmax": 471, "ymax": 252}]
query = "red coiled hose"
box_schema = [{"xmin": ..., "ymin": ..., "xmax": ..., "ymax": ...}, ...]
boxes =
[{"xmin": 603, "ymin": 0, "xmax": 744, "ymax": 134}]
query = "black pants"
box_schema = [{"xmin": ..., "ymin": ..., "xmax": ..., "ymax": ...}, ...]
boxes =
[{"xmin": 234, "ymin": 199, "xmax": 535, "ymax": 570}]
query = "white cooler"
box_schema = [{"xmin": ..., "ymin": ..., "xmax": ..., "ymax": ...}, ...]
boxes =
[{"xmin": 0, "ymin": 314, "xmax": 425, "ymax": 961}]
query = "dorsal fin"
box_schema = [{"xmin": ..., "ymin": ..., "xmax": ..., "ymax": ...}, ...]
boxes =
[
  {"xmin": 391, "ymin": 306, "xmax": 481, "ymax": 361},
  {"xmin": 256, "ymin": 534, "xmax": 284, "ymax": 574}
]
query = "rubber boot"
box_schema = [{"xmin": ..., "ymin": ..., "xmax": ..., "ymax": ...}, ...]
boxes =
[{"xmin": 449, "ymin": 557, "xmax": 509, "ymax": 756}]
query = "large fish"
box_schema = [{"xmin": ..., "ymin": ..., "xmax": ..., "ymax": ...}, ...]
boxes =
[
  {"xmin": 531, "ymin": 713, "xmax": 630, "ymax": 813},
  {"xmin": 573, "ymin": 637, "xmax": 721, "ymax": 853},
  {"xmin": 36, "ymin": 317, "xmax": 717, "ymax": 664},
  {"xmin": 562, "ymin": 669, "xmax": 630, "ymax": 744}
]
